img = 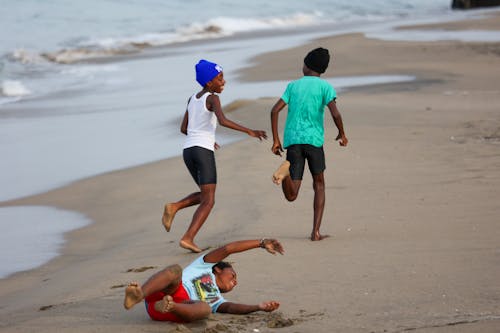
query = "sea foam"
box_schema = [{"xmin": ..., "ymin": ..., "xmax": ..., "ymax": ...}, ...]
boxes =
[
  {"xmin": 15, "ymin": 12, "xmax": 323, "ymax": 64},
  {"xmin": 1, "ymin": 80, "xmax": 31, "ymax": 97}
]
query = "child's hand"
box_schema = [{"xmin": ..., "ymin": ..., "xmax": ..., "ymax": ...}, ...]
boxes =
[
  {"xmin": 261, "ymin": 238, "xmax": 284, "ymax": 255},
  {"xmin": 249, "ymin": 129, "xmax": 267, "ymax": 141},
  {"xmin": 259, "ymin": 300, "xmax": 280, "ymax": 312},
  {"xmin": 271, "ymin": 141, "xmax": 283, "ymax": 156},
  {"xmin": 336, "ymin": 133, "xmax": 348, "ymax": 147}
]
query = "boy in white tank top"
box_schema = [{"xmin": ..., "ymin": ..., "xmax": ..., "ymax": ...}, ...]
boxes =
[{"xmin": 162, "ymin": 59, "xmax": 267, "ymax": 253}]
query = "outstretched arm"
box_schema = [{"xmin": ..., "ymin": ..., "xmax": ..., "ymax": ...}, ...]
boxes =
[
  {"xmin": 327, "ymin": 100, "xmax": 348, "ymax": 146},
  {"xmin": 270, "ymin": 99, "xmax": 287, "ymax": 156},
  {"xmin": 216, "ymin": 300, "xmax": 280, "ymax": 314},
  {"xmin": 207, "ymin": 94, "xmax": 267, "ymax": 140},
  {"xmin": 203, "ymin": 239, "xmax": 284, "ymax": 264}
]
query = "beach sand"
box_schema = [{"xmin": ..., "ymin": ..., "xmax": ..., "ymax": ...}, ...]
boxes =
[{"xmin": 1, "ymin": 13, "xmax": 500, "ymax": 333}]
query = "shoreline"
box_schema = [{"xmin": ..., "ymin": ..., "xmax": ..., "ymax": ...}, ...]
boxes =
[
  {"xmin": 1, "ymin": 13, "xmax": 500, "ymax": 332},
  {"xmin": 2, "ymin": 10, "xmax": 500, "ymax": 203}
]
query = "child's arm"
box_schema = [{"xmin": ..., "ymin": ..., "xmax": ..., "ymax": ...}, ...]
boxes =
[
  {"xmin": 207, "ymin": 94, "xmax": 267, "ymax": 140},
  {"xmin": 180, "ymin": 97, "xmax": 191, "ymax": 135},
  {"xmin": 327, "ymin": 100, "xmax": 348, "ymax": 146},
  {"xmin": 180, "ymin": 110, "xmax": 188, "ymax": 135},
  {"xmin": 203, "ymin": 239, "xmax": 284, "ymax": 264},
  {"xmin": 216, "ymin": 300, "xmax": 280, "ymax": 314},
  {"xmin": 270, "ymin": 99, "xmax": 287, "ymax": 156}
]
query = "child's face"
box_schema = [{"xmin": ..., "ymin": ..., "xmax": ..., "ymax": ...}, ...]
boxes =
[
  {"xmin": 207, "ymin": 72, "xmax": 225, "ymax": 93},
  {"xmin": 215, "ymin": 267, "xmax": 237, "ymax": 293}
]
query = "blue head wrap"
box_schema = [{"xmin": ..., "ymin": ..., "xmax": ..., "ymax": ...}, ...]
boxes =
[{"xmin": 195, "ymin": 59, "xmax": 223, "ymax": 87}]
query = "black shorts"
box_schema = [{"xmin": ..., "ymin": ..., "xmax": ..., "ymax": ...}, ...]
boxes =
[
  {"xmin": 183, "ymin": 146, "xmax": 217, "ymax": 185},
  {"xmin": 286, "ymin": 144, "xmax": 325, "ymax": 180}
]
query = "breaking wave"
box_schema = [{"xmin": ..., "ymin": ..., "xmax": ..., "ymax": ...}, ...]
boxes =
[
  {"xmin": 9, "ymin": 13, "xmax": 321, "ymax": 64},
  {"xmin": 1, "ymin": 80, "xmax": 31, "ymax": 97}
]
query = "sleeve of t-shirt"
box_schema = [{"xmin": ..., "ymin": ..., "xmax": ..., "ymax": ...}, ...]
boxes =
[
  {"xmin": 189, "ymin": 255, "xmax": 211, "ymax": 269},
  {"xmin": 281, "ymin": 82, "xmax": 292, "ymax": 104},
  {"xmin": 325, "ymin": 83, "xmax": 337, "ymax": 105},
  {"xmin": 183, "ymin": 255, "xmax": 215, "ymax": 280}
]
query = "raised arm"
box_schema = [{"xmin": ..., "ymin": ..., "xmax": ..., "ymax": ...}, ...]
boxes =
[
  {"xmin": 203, "ymin": 239, "xmax": 284, "ymax": 264},
  {"xmin": 327, "ymin": 99, "xmax": 348, "ymax": 146},
  {"xmin": 270, "ymin": 98, "xmax": 287, "ymax": 156},
  {"xmin": 207, "ymin": 94, "xmax": 267, "ymax": 140}
]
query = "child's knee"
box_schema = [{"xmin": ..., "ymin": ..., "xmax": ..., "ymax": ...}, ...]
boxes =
[
  {"xmin": 200, "ymin": 302, "xmax": 211, "ymax": 315},
  {"xmin": 167, "ymin": 263, "xmax": 182, "ymax": 272},
  {"xmin": 165, "ymin": 264, "xmax": 182, "ymax": 279},
  {"xmin": 201, "ymin": 197, "xmax": 215, "ymax": 208},
  {"xmin": 313, "ymin": 181, "xmax": 325, "ymax": 192},
  {"xmin": 183, "ymin": 301, "xmax": 211, "ymax": 322},
  {"xmin": 312, "ymin": 176, "xmax": 325, "ymax": 191},
  {"xmin": 196, "ymin": 302, "xmax": 212, "ymax": 320}
]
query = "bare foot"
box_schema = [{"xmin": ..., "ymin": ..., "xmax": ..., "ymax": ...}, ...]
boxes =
[
  {"xmin": 180, "ymin": 239, "xmax": 202, "ymax": 253},
  {"xmin": 311, "ymin": 233, "xmax": 331, "ymax": 241},
  {"xmin": 162, "ymin": 203, "xmax": 177, "ymax": 232},
  {"xmin": 155, "ymin": 295, "xmax": 175, "ymax": 313},
  {"xmin": 124, "ymin": 282, "xmax": 144, "ymax": 310},
  {"xmin": 272, "ymin": 161, "xmax": 290, "ymax": 185}
]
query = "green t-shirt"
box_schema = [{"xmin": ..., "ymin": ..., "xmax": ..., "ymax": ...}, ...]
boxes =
[{"xmin": 281, "ymin": 76, "xmax": 336, "ymax": 148}]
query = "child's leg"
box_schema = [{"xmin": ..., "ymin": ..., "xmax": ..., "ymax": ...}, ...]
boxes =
[
  {"xmin": 162, "ymin": 192, "xmax": 201, "ymax": 232},
  {"xmin": 124, "ymin": 264, "xmax": 182, "ymax": 310},
  {"xmin": 274, "ymin": 145, "xmax": 307, "ymax": 201},
  {"xmin": 180, "ymin": 183, "xmax": 216, "ymax": 253},
  {"xmin": 311, "ymin": 172, "xmax": 329, "ymax": 241},
  {"xmin": 272, "ymin": 161, "xmax": 290, "ymax": 185},
  {"xmin": 282, "ymin": 176, "xmax": 301, "ymax": 202},
  {"xmin": 154, "ymin": 295, "xmax": 211, "ymax": 322},
  {"xmin": 124, "ymin": 283, "xmax": 143, "ymax": 310},
  {"xmin": 272, "ymin": 161, "xmax": 301, "ymax": 201}
]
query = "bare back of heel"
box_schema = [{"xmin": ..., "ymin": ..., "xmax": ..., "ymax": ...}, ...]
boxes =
[
  {"xmin": 162, "ymin": 204, "xmax": 176, "ymax": 232},
  {"xmin": 179, "ymin": 239, "xmax": 202, "ymax": 253}
]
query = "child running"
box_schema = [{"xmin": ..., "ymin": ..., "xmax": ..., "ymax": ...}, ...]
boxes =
[
  {"xmin": 124, "ymin": 238, "xmax": 284, "ymax": 323},
  {"xmin": 270, "ymin": 47, "xmax": 348, "ymax": 241},
  {"xmin": 162, "ymin": 59, "xmax": 267, "ymax": 253}
]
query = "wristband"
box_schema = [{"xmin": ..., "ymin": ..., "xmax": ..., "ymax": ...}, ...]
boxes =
[{"xmin": 259, "ymin": 238, "xmax": 267, "ymax": 248}]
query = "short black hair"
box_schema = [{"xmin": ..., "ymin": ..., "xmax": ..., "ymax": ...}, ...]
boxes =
[
  {"xmin": 304, "ymin": 47, "xmax": 330, "ymax": 74},
  {"xmin": 212, "ymin": 261, "xmax": 233, "ymax": 274}
]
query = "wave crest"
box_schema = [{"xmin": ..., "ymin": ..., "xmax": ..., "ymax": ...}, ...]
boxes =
[
  {"xmin": 10, "ymin": 49, "xmax": 47, "ymax": 64},
  {"xmin": 1, "ymin": 80, "xmax": 31, "ymax": 97},
  {"xmin": 10, "ymin": 12, "xmax": 322, "ymax": 65},
  {"xmin": 41, "ymin": 47, "xmax": 139, "ymax": 64}
]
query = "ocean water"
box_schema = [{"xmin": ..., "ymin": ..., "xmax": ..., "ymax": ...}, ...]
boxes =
[
  {"xmin": 1, "ymin": 0, "xmax": 498, "ymax": 278},
  {"xmin": 0, "ymin": 206, "xmax": 91, "ymax": 278}
]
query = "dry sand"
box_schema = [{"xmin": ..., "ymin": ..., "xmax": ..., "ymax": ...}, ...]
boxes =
[{"xmin": 1, "ymin": 13, "xmax": 499, "ymax": 333}]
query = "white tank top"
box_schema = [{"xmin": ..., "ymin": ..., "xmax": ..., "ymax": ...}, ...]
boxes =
[{"xmin": 183, "ymin": 92, "xmax": 217, "ymax": 151}]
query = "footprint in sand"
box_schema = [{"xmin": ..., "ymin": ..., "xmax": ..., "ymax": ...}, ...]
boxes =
[{"xmin": 125, "ymin": 266, "xmax": 157, "ymax": 273}]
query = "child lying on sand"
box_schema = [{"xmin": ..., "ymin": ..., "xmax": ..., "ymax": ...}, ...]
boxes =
[{"xmin": 124, "ymin": 238, "xmax": 284, "ymax": 323}]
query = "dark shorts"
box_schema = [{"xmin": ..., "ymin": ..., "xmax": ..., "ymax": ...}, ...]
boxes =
[
  {"xmin": 286, "ymin": 144, "xmax": 326, "ymax": 180},
  {"xmin": 183, "ymin": 146, "xmax": 217, "ymax": 185},
  {"xmin": 144, "ymin": 284, "xmax": 190, "ymax": 322}
]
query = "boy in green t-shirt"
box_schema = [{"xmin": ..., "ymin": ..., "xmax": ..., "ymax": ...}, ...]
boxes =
[{"xmin": 270, "ymin": 47, "xmax": 348, "ymax": 241}]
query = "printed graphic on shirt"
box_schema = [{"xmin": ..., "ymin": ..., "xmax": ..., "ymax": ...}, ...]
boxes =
[{"xmin": 191, "ymin": 273, "xmax": 220, "ymax": 305}]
